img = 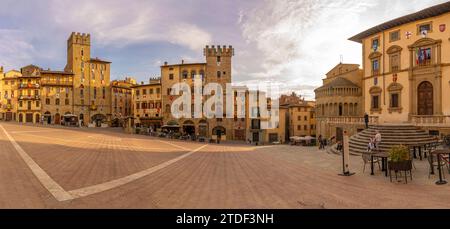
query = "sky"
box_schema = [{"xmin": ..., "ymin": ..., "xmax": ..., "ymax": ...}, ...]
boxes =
[{"xmin": 0, "ymin": 0, "xmax": 448, "ymax": 99}]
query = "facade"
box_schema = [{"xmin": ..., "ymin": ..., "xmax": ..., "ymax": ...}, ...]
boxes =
[
  {"xmin": 349, "ymin": 2, "xmax": 450, "ymax": 135},
  {"xmin": 0, "ymin": 32, "xmax": 111, "ymax": 126},
  {"xmin": 132, "ymin": 78, "xmax": 163, "ymax": 130},
  {"xmin": 315, "ymin": 63, "xmax": 365, "ymax": 140},
  {"xmin": 160, "ymin": 45, "xmax": 236, "ymax": 140},
  {"xmin": 288, "ymin": 101, "xmax": 316, "ymax": 138},
  {"xmin": 111, "ymin": 77, "xmax": 136, "ymax": 123}
]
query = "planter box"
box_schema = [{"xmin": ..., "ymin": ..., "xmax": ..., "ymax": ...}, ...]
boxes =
[{"xmin": 388, "ymin": 160, "xmax": 412, "ymax": 171}]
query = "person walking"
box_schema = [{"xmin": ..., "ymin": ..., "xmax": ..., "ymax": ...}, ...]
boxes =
[
  {"xmin": 374, "ymin": 130, "xmax": 382, "ymax": 150},
  {"xmin": 364, "ymin": 113, "xmax": 369, "ymax": 129},
  {"xmin": 318, "ymin": 135, "xmax": 323, "ymax": 149}
]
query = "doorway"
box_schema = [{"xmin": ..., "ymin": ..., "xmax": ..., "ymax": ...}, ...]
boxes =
[{"xmin": 418, "ymin": 81, "xmax": 433, "ymax": 115}]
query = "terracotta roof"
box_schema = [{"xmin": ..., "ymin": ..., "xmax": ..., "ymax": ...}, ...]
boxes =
[
  {"xmin": 41, "ymin": 70, "xmax": 74, "ymax": 75},
  {"xmin": 315, "ymin": 77, "xmax": 360, "ymax": 91},
  {"xmin": 90, "ymin": 58, "xmax": 111, "ymax": 63},
  {"xmin": 161, "ymin": 62, "xmax": 206, "ymax": 68},
  {"xmin": 131, "ymin": 83, "xmax": 161, "ymax": 88},
  {"xmin": 349, "ymin": 2, "xmax": 450, "ymax": 43}
]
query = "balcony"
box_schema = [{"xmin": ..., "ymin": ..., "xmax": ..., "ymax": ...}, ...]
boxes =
[
  {"xmin": 18, "ymin": 95, "xmax": 40, "ymax": 100},
  {"xmin": 318, "ymin": 116, "xmax": 379, "ymax": 125},
  {"xmin": 18, "ymin": 83, "xmax": 40, "ymax": 89},
  {"xmin": 41, "ymin": 79, "xmax": 73, "ymax": 86},
  {"xmin": 2, "ymin": 104, "xmax": 13, "ymax": 110},
  {"xmin": 411, "ymin": 115, "xmax": 450, "ymax": 127}
]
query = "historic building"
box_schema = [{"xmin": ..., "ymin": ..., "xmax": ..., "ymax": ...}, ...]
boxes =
[
  {"xmin": 288, "ymin": 101, "xmax": 316, "ymax": 138},
  {"xmin": 111, "ymin": 77, "xmax": 136, "ymax": 125},
  {"xmin": 315, "ymin": 63, "xmax": 365, "ymax": 140},
  {"xmin": 349, "ymin": 2, "xmax": 450, "ymax": 135},
  {"xmin": 132, "ymin": 78, "xmax": 163, "ymax": 130},
  {"xmin": 160, "ymin": 45, "xmax": 236, "ymax": 140},
  {"xmin": 0, "ymin": 32, "xmax": 111, "ymax": 126}
]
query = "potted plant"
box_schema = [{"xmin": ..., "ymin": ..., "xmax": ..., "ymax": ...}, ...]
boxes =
[{"xmin": 388, "ymin": 145, "xmax": 413, "ymax": 183}]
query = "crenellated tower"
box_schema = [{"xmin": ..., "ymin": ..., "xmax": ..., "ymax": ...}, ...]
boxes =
[{"xmin": 204, "ymin": 45, "xmax": 234, "ymax": 87}]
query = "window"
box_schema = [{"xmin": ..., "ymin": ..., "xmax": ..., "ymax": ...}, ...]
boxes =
[
  {"xmin": 372, "ymin": 38, "xmax": 379, "ymax": 51},
  {"xmin": 418, "ymin": 23, "xmax": 432, "ymax": 34},
  {"xmin": 217, "ymin": 56, "xmax": 221, "ymax": 63},
  {"xmin": 390, "ymin": 53, "xmax": 400, "ymax": 72},
  {"xmin": 217, "ymin": 71, "xmax": 221, "ymax": 78},
  {"xmin": 19, "ymin": 101, "xmax": 23, "ymax": 107},
  {"xmin": 27, "ymin": 101, "xmax": 31, "ymax": 110},
  {"xmin": 297, "ymin": 116, "xmax": 301, "ymax": 121},
  {"xmin": 182, "ymin": 71, "xmax": 188, "ymax": 79},
  {"xmin": 65, "ymin": 99, "xmax": 70, "ymax": 105},
  {"xmin": 167, "ymin": 88, "xmax": 172, "ymax": 95},
  {"xmin": 36, "ymin": 101, "xmax": 40, "ymax": 107},
  {"xmin": 371, "ymin": 95, "xmax": 379, "ymax": 109},
  {"xmin": 416, "ymin": 47, "xmax": 432, "ymax": 66},
  {"xmin": 304, "ymin": 116, "xmax": 307, "ymax": 121},
  {"xmin": 390, "ymin": 93, "xmax": 399, "ymax": 108},
  {"xmin": 191, "ymin": 71, "xmax": 196, "ymax": 79},
  {"xmin": 156, "ymin": 88, "xmax": 160, "ymax": 94},
  {"xmin": 297, "ymin": 125, "xmax": 301, "ymax": 131},
  {"xmin": 389, "ymin": 30, "xmax": 400, "ymax": 42},
  {"xmin": 150, "ymin": 89, "xmax": 154, "ymax": 94},
  {"xmin": 93, "ymin": 87, "xmax": 97, "ymax": 99},
  {"xmin": 81, "ymin": 99, "xmax": 84, "ymax": 105},
  {"xmin": 55, "ymin": 98, "xmax": 60, "ymax": 105},
  {"xmin": 372, "ymin": 59, "xmax": 380, "ymax": 76},
  {"xmin": 46, "ymin": 98, "xmax": 50, "ymax": 105},
  {"xmin": 169, "ymin": 74, "xmax": 174, "ymax": 80},
  {"xmin": 136, "ymin": 89, "xmax": 140, "ymax": 96},
  {"xmin": 80, "ymin": 89, "xmax": 84, "ymax": 98},
  {"xmin": 304, "ymin": 125, "xmax": 308, "ymax": 130},
  {"xmin": 143, "ymin": 89, "xmax": 147, "ymax": 95},
  {"xmin": 136, "ymin": 102, "xmax": 140, "ymax": 110}
]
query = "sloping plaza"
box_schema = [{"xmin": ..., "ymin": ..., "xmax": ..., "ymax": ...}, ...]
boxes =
[{"xmin": 1, "ymin": 122, "xmax": 450, "ymax": 209}]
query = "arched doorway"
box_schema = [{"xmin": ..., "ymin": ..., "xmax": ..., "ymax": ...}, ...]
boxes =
[
  {"xmin": 18, "ymin": 113, "xmax": 23, "ymax": 123},
  {"xmin": 44, "ymin": 111, "xmax": 51, "ymax": 124},
  {"xmin": 54, "ymin": 113, "xmax": 61, "ymax": 125},
  {"xmin": 182, "ymin": 120, "xmax": 195, "ymax": 135},
  {"xmin": 212, "ymin": 126, "xmax": 226, "ymax": 143},
  {"xmin": 418, "ymin": 81, "xmax": 433, "ymax": 115},
  {"xmin": 35, "ymin": 113, "xmax": 40, "ymax": 124},
  {"xmin": 198, "ymin": 120, "xmax": 208, "ymax": 137},
  {"xmin": 91, "ymin": 114, "xmax": 106, "ymax": 127}
]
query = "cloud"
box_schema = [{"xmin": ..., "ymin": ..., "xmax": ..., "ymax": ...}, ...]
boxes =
[
  {"xmin": 49, "ymin": 0, "xmax": 211, "ymax": 51},
  {"xmin": 0, "ymin": 29, "xmax": 36, "ymax": 70}
]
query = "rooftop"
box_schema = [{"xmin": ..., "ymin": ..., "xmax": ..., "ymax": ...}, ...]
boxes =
[{"xmin": 349, "ymin": 2, "xmax": 450, "ymax": 43}]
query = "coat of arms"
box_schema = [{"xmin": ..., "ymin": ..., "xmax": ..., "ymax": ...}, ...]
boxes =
[{"xmin": 440, "ymin": 24, "xmax": 446, "ymax": 32}]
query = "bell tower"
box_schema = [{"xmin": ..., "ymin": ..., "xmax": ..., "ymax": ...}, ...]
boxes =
[{"xmin": 204, "ymin": 45, "xmax": 234, "ymax": 86}]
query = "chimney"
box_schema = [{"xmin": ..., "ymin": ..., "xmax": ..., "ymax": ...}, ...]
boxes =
[
  {"xmin": 181, "ymin": 59, "xmax": 184, "ymax": 64},
  {"xmin": 164, "ymin": 61, "xmax": 168, "ymax": 66}
]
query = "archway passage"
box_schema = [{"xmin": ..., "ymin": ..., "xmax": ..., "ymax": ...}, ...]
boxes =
[
  {"xmin": 92, "ymin": 114, "xmax": 106, "ymax": 127},
  {"xmin": 44, "ymin": 112, "xmax": 51, "ymax": 124},
  {"xmin": 54, "ymin": 113, "xmax": 61, "ymax": 125},
  {"xmin": 35, "ymin": 114, "xmax": 40, "ymax": 124},
  {"xmin": 182, "ymin": 120, "xmax": 195, "ymax": 135},
  {"xmin": 198, "ymin": 120, "xmax": 208, "ymax": 137},
  {"xmin": 418, "ymin": 81, "xmax": 433, "ymax": 115}
]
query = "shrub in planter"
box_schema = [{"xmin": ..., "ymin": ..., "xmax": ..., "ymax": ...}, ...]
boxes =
[{"xmin": 388, "ymin": 145, "xmax": 412, "ymax": 171}]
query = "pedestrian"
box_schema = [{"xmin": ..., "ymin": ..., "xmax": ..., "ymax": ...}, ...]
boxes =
[
  {"xmin": 367, "ymin": 138, "xmax": 375, "ymax": 152},
  {"xmin": 318, "ymin": 135, "xmax": 323, "ymax": 149},
  {"xmin": 374, "ymin": 130, "xmax": 382, "ymax": 150},
  {"xmin": 364, "ymin": 113, "xmax": 369, "ymax": 129}
]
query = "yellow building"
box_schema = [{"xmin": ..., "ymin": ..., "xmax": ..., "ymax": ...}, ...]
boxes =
[
  {"xmin": 111, "ymin": 77, "xmax": 136, "ymax": 126},
  {"xmin": 132, "ymin": 78, "xmax": 162, "ymax": 129},
  {"xmin": 315, "ymin": 63, "xmax": 365, "ymax": 140},
  {"xmin": 65, "ymin": 32, "xmax": 111, "ymax": 126},
  {"xmin": 349, "ymin": 2, "xmax": 450, "ymax": 135},
  {"xmin": 288, "ymin": 101, "xmax": 316, "ymax": 137},
  {"xmin": 0, "ymin": 69, "xmax": 21, "ymax": 121}
]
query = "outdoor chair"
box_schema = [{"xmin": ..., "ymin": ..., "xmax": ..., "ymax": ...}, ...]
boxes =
[
  {"xmin": 388, "ymin": 160, "xmax": 413, "ymax": 184},
  {"xmin": 408, "ymin": 148, "xmax": 417, "ymax": 169},
  {"xmin": 427, "ymin": 154, "xmax": 448, "ymax": 179},
  {"xmin": 362, "ymin": 153, "xmax": 381, "ymax": 173}
]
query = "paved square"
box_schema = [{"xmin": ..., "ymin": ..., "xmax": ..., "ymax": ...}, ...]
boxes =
[{"xmin": 1, "ymin": 122, "xmax": 450, "ymax": 209}]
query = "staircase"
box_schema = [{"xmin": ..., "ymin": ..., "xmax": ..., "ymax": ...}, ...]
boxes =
[{"xmin": 327, "ymin": 125, "xmax": 436, "ymax": 155}]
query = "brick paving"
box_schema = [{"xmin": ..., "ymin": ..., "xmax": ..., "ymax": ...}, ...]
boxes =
[{"xmin": 1, "ymin": 122, "xmax": 450, "ymax": 209}]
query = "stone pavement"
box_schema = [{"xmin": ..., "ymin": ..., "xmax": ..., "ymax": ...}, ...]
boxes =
[{"xmin": 1, "ymin": 122, "xmax": 450, "ymax": 209}]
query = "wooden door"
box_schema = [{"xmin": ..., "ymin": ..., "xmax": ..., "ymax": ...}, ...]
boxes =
[{"xmin": 418, "ymin": 81, "xmax": 433, "ymax": 115}]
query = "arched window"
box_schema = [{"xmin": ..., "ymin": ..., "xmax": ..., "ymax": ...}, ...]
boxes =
[
  {"xmin": 387, "ymin": 82, "xmax": 403, "ymax": 113},
  {"xmin": 191, "ymin": 71, "xmax": 196, "ymax": 79},
  {"xmin": 182, "ymin": 71, "xmax": 188, "ymax": 79}
]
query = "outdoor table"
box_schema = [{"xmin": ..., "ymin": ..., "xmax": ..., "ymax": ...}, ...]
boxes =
[
  {"xmin": 430, "ymin": 149, "xmax": 450, "ymax": 185},
  {"xmin": 365, "ymin": 150, "xmax": 388, "ymax": 177},
  {"xmin": 409, "ymin": 143, "xmax": 427, "ymax": 160},
  {"xmin": 373, "ymin": 151, "xmax": 389, "ymax": 177}
]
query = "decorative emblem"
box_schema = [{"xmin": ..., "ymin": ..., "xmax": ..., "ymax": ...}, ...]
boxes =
[
  {"xmin": 440, "ymin": 24, "xmax": 446, "ymax": 32},
  {"xmin": 421, "ymin": 30, "xmax": 428, "ymax": 38},
  {"xmin": 374, "ymin": 77, "xmax": 378, "ymax": 86},
  {"xmin": 393, "ymin": 74, "xmax": 398, "ymax": 83},
  {"xmin": 405, "ymin": 31, "xmax": 412, "ymax": 39}
]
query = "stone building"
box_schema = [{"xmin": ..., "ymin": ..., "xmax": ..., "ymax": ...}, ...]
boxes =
[
  {"xmin": 0, "ymin": 69, "xmax": 22, "ymax": 121},
  {"xmin": 132, "ymin": 78, "xmax": 162, "ymax": 130},
  {"xmin": 349, "ymin": 2, "xmax": 450, "ymax": 135},
  {"xmin": 111, "ymin": 77, "xmax": 136, "ymax": 126},
  {"xmin": 315, "ymin": 63, "xmax": 365, "ymax": 140}
]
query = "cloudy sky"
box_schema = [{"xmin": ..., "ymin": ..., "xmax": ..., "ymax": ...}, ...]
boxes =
[{"xmin": 0, "ymin": 0, "xmax": 448, "ymax": 99}]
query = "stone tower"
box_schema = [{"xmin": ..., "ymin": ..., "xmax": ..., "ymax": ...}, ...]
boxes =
[
  {"xmin": 65, "ymin": 32, "xmax": 92, "ymax": 122},
  {"xmin": 204, "ymin": 45, "xmax": 234, "ymax": 87}
]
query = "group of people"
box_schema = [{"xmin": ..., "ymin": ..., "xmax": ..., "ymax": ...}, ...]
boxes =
[{"xmin": 367, "ymin": 130, "xmax": 382, "ymax": 152}]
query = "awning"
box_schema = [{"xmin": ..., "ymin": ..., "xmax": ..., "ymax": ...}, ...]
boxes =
[{"xmin": 162, "ymin": 125, "xmax": 180, "ymax": 128}]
